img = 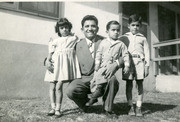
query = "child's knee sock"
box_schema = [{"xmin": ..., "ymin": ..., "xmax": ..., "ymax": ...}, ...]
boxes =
[
  {"xmin": 51, "ymin": 103, "xmax": 56, "ymax": 109},
  {"xmin": 55, "ymin": 103, "xmax": 61, "ymax": 111},
  {"xmin": 136, "ymin": 101, "xmax": 142, "ymax": 108},
  {"xmin": 128, "ymin": 100, "xmax": 133, "ymax": 106}
]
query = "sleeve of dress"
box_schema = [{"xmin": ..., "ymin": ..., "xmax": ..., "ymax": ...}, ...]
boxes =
[
  {"xmin": 144, "ymin": 38, "xmax": 150, "ymax": 67},
  {"xmin": 48, "ymin": 38, "xmax": 56, "ymax": 53}
]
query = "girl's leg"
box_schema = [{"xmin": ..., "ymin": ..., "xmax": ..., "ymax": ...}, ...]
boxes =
[
  {"xmin": 55, "ymin": 81, "xmax": 63, "ymax": 116},
  {"xmin": 47, "ymin": 82, "xmax": 56, "ymax": 115},
  {"xmin": 135, "ymin": 79, "xmax": 143, "ymax": 116}
]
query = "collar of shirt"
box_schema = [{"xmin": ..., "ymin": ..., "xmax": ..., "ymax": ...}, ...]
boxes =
[
  {"xmin": 125, "ymin": 32, "xmax": 144, "ymax": 37},
  {"xmin": 107, "ymin": 37, "xmax": 120, "ymax": 45},
  {"xmin": 85, "ymin": 37, "xmax": 95, "ymax": 47}
]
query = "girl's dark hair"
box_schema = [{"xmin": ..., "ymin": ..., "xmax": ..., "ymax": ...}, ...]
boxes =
[
  {"xmin": 81, "ymin": 15, "xmax": 98, "ymax": 27},
  {"xmin": 106, "ymin": 20, "xmax": 120, "ymax": 31},
  {"xmin": 128, "ymin": 14, "xmax": 142, "ymax": 24},
  {"xmin": 55, "ymin": 18, "xmax": 72, "ymax": 37}
]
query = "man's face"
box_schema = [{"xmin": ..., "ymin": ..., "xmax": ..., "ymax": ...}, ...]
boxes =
[
  {"xmin": 81, "ymin": 20, "xmax": 99, "ymax": 40},
  {"xmin": 128, "ymin": 21, "xmax": 140, "ymax": 35}
]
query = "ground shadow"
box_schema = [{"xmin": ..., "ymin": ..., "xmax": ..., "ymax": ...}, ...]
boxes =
[
  {"xmin": 60, "ymin": 102, "xmax": 177, "ymax": 117},
  {"xmin": 142, "ymin": 102, "xmax": 177, "ymax": 115},
  {"xmin": 113, "ymin": 102, "xmax": 177, "ymax": 116}
]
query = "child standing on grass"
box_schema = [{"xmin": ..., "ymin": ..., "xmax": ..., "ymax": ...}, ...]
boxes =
[
  {"xmin": 120, "ymin": 14, "xmax": 150, "ymax": 117},
  {"xmin": 44, "ymin": 18, "xmax": 81, "ymax": 117},
  {"xmin": 85, "ymin": 20, "xmax": 130, "ymax": 106}
]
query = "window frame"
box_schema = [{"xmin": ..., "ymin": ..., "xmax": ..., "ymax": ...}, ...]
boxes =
[{"xmin": 0, "ymin": 2, "xmax": 60, "ymax": 20}]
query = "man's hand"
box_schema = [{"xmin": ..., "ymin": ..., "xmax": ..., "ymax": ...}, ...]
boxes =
[
  {"xmin": 144, "ymin": 66, "xmax": 149, "ymax": 77},
  {"xmin": 104, "ymin": 62, "xmax": 118, "ymax": 79},
  {"xmin": 123, "ymin": 66, "xmax": 130, "ymax": 74}
]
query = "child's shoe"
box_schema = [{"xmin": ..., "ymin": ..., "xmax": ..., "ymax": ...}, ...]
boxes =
[
  {"xmin": 136, "ymin": 107, "xmax": 143, "ymax": 117},
  {"xmin": 128, "ymin": 106, "xmax": 135, "ymax": 116},
  {"xmin": 47, "ymin": 109, "xmax": 55, "ymax": 116},
  {"xmin": 55, "ymin": 110, "xmax": 62, "ymax": 118},
  {"xmin": 85, "ymin": 98, "xmax": 98, "ymax": 106}
]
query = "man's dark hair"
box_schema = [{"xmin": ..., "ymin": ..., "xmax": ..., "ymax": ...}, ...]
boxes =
[{"xmin": 81, "ymin": 15, "xmax": 98, "ymax": 27}]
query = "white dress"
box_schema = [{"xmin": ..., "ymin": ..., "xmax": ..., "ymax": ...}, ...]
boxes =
[{"xmin": 44, "ymin": 36, "xmax": 81, "ymax": 82}]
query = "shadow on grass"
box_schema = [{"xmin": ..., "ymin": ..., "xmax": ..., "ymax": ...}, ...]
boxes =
[
  {"xmin": 142, "ymin": 102, "xmax": 177, "ymax": 115},
  {"xmin": 61, "ymin": 102, "xmax": 177, "ymax": 117}
]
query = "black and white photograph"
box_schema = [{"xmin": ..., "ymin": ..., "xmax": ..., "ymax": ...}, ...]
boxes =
[{"xmin": 0, "ymin": 1, "xmax": 180, "ymax": 122}]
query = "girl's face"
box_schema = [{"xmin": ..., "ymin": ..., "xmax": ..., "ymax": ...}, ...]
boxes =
[
  {"xmin": 107, "ymin": 24, "xmax": 120, "ymax": 40},
  {"xmin": 59, "ymin": 25, "xmax": 70, "ymax": 37},
  {"xmin": 128, "ymin": 21, "xmax": 141, "ymax": 35}
]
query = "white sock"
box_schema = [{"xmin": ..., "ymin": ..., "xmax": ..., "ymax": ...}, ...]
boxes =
[
  {"xmin": 136, "ymin": 101, "xmax": 142, "ymax": 108},
  {"xmin": 51, "ymin": 103, "xmax": 56, "ymax": 109},
  {"xmin": 55, "ymin": 103, "xmax": 61, "ymax": 111}
]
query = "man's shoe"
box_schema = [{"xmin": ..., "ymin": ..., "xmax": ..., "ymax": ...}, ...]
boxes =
[
  {"xmin": 104, "ymin": 111, "xmax": 118, "ymax": 119},
  {"xmin": 85, "ymin": 99, "xmax": 98, "ymax": 106},
  {"xmin": 128, "ymin": 106, "xmax": 135, "ymax": 116},
  {"xmin": 78, "ymin": 106, "xmax": 88, "ymax": 114},
  {"xmin": 136, "ymin": 107, "xmax": 143, "ymax": 117},
  {"xmin": 47, "ymin": 109, "xmax": 55, "ymax": 116}
]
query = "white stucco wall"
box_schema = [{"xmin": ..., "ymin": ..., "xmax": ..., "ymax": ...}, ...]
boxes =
[
  {"xmin": 64, "ymin": 2, "xmax": 119, "ymax": 38},
  {"xmin": 0, "ymin": 9, "xmax": 58, "ymax": 45}
]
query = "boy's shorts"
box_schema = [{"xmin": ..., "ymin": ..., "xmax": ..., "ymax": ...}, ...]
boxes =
[{"xmin": 123, "ymin": 57, "xmax": 145, "ymax": 80}]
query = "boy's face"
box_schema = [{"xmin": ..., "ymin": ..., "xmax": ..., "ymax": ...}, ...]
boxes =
[
  {"xmin": 107, "ymin": 24, "xmax": 120, "ymax": 40},
  {"xmin": 128, "ymin": 21, "xmax": 140, "ymax": 35},
  {"xmin": 81, "ymin": 20, "xmax": 99, "ymax": 40},
  {"xmin": 59, "ymin": 25, "xmax": 70, "ymax": 37}
]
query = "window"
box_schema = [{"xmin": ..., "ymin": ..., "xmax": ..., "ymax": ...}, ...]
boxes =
[
  {"xmin": 0, "ymin": 2, "xmax": 60, "ymax": 19},
  {"xmin": 19, "ymin": 2, "xmax": 59, "ymax": 18},
  {"xmin": 153, "ymin": 5, "xmax": 180, "ymax": 75}
]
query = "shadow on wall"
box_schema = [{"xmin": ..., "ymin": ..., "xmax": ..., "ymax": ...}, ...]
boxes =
[{"xmin": 0, "ymin": 39, "xmax": 49, "ymax": 98}]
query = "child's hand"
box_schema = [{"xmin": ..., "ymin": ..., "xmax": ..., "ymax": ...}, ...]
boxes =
[
  {"xmin": 144, "ymin": 66, "xmax": 149, "ymax": 77},
  {"xmin": 46, "ymin": 60, "xmax": 54, "ymax": 73},
  {"xmin": 123, "ymin": 66, "xmax": 129, "ymax": 74}
]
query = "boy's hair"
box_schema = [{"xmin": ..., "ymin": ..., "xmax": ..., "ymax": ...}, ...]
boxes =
[
  {"xmin": 128, "ymin": 14, "xmax": 142, "ymax": 25},
  {"xmin": 81, "ymin": 15, "xmax": 98, "ymax": 27},
  {"xmin": 55, "ymin": 18, "xmax": 72, "ymax": 37},
  {"xmin": 106, "ymin": 20, "xmax": 120, "ymax": 31}
]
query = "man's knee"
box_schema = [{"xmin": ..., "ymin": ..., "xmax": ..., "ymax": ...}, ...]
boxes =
[{"xmin": 66, "ymin": 83, "xmax": 76, "ymax": 100}]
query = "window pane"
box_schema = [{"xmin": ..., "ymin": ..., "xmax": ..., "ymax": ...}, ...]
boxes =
[
  {"xmin": 37, "ymin": 2, "xmax": 59, "ymax": 17},
  {"xmin": 158, "ymin": 45, "xmax": 177, "ymax": 57},
  {"xmin": 19, "ymin": 2, "xmax": 59, "ymax": 18},
  {"xmin": 19, "ymin": 2, "xmax": 38, "ymax": 12},
  {"xmin": 178, "ymin": 14, "xmax": 180, "ymax": 38},
  {"xmin": 158, "ymin": 5, "xmax": 176, "ymax": 41},
  {"xmin": 160, "ymin": 60, "xmax": 178, "ymax": 75},
  {"xmin": 122, "ymin": 2, "xmax": 148, "ymax": 23}
]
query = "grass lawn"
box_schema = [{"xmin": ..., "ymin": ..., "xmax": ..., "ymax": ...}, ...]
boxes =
[{"xmin": 0, "ymin": 91, "xmax": 180, "ymax": 122}]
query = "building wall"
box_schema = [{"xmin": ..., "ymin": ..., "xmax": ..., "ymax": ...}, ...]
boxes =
[{"xmin": 0, "ymin": 2, "xmax": 157, "ymax": 99}]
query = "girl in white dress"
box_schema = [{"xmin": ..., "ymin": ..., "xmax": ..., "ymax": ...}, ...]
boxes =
[{"xmin": 44, "ymin": 18, "xmax": 81, "ymax": 117}]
